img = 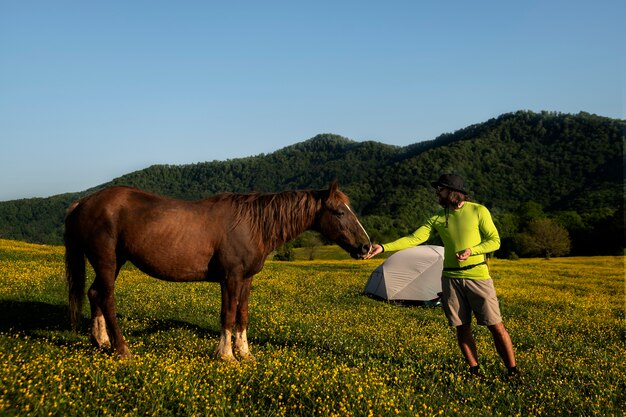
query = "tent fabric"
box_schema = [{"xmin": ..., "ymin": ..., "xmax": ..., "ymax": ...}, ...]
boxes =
[{"xmin": 364, "ymin": 245, "xmax": 444, "ymax": 305}]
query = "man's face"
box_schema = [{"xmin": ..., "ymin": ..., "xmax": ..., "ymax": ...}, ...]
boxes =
[{"xmin": 436, "ymin": 186, "xmax": 449, "ymax": 206}]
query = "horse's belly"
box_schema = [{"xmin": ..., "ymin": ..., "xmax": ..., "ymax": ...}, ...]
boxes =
[
  {"xmin": 120, "ymin": 216, "xmax": 219, "ymax": 281},
  {"xmin": 133, "ymin": 258, "xmax": 209, "ymax": 282},
  {"xmin": 127, "ymin": 244, "xmax": 212, "ymax": 282}
]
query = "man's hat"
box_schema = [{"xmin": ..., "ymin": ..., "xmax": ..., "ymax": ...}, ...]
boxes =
[{"xmin": 431, "ymin": 174, "xmax": 468, "ymax": 195}]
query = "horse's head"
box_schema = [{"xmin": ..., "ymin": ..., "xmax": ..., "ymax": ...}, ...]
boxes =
[{"xmin": 315, "ymin": 182, "xmax": 371, "ymax": 259}]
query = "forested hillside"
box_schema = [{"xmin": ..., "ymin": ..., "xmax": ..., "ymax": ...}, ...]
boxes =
[{"xmin": 0, "ymin": 111, "xmax": 623, "ymax": 256}]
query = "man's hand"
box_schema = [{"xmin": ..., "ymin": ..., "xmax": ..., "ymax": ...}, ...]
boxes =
[
  {"xmin": 364, "ymin": 244, "xmax": 383, "ymax": 259},
  {"xmin": 456, "ymin": 248, "xmax": 472, "ymax": 262}
]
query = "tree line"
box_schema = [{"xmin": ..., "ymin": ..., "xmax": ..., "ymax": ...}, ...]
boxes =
[{"xmin": 0, "ymin": 110, "xmax": 623, "ymax": 257}]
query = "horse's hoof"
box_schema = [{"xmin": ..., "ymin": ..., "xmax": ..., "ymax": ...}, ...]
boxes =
[
  {"xmin": 115, "ymin": 345, "xmax": 132, "ymax": 360},
  {"xmin": 235, "ymin": 349, "xmax": 256, "ymax": 362},
  {"xmin": 90, "ymin": 337, "xmax": 111, "ymax": 350},
  {"xmin": 216, "ymin": 353, "xmax": 237, "ymax": 362},
  {"xmin": 239, "ymin": 353, "xmax": 256, "ymax": 362}
]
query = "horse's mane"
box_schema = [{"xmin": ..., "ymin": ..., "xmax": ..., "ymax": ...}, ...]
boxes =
[{"xmin": 215, "ymin": 188, "xmax": 349, "ymax": 249}]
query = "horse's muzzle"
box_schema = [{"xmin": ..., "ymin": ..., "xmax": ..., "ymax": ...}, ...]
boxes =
[{"xmin": 353, "ymin": 243, "xmax": 372, "ymax": 259}]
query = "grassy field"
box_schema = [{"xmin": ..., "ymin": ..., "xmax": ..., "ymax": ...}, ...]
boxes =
[{"xmin": 0, "ymin": 239, "xmax": 624, "ymax": 416}]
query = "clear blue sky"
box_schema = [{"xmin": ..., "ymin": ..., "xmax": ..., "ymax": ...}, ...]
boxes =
[{"xmin": 1, "ymin": 1, "xmax": 624, "ymax": 201}]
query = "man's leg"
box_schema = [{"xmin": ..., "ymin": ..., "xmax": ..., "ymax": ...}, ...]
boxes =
[
  {"xmin": 487, "ymin": 322, "xmax": 516, "ymax": 369},
  {"xmin": 456, "ymin": 324, "xmax": 479, "ymax": 367}
]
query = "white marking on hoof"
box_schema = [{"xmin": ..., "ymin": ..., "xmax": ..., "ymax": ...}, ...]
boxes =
[
  {"xmin": 90, "ymin": 315, "xmax": 111, "ymax": 349},
  {"xmin": 234, "ymin": 329, "xmax": 254, "ymax": 361},
  {"xmin": 215, "ymin": 329, "xmax": 236, "ymax": 361}
]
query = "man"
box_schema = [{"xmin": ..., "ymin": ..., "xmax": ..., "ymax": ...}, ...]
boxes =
[{"xmin": 365, "ymin": 174, "xmax": 517, "ymax": 377}]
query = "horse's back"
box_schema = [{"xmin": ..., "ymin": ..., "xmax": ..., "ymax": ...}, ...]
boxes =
[
  {"xmin": 67, "ymin": 186, "xmax": 156, "ymax": 233},
  {"xmin": 70, "ymin": 186, "xmax": 195, "ymax": 220},
  {"xmin": 66, "ymin": 187, "xmax": 225, "ymax": 279}
]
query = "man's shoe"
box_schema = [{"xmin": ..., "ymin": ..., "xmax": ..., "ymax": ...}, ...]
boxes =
[{"xmin": 469, "ymin": 365, "xmax": 483, "ymax": 378}]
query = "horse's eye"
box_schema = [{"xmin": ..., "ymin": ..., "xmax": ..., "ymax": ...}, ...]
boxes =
[
  {"xmin": 325, "ymin": 203, "xmax": 346, "ymax": 218},
  {"xmin": 325, "ymin": 205, "xmax": 343, "ymax": 218}
]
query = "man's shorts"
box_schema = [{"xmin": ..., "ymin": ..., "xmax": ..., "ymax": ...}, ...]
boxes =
[{"xmin": 441, "ymin": 277, "xmax": 502, "ymax": 326}]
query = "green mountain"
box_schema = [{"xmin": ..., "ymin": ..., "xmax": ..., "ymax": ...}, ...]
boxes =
[{"xmin": 1, "ymin": 110, "xmax": 623, "ymax": 255}]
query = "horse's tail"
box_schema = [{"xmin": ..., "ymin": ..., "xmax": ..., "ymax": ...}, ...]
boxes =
[{"xmin": 65, "ymin": 200, "xmax": 85, "ymax": 331}]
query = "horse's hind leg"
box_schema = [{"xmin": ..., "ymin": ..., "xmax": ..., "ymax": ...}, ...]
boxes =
[
  {"xmin": 88, "ymin": 260, "xmax": 126, "ymax": 351},
  {"xmin": 90, "ymin": 257, "xmax": 131, "ymax": 358},
  {"xmin": 234, "ymin": 278, "xmax": 255, "ymax": 361},
  {"xmin": 88, "ymin": 281, "xmax": 111, "ymax": 349}
]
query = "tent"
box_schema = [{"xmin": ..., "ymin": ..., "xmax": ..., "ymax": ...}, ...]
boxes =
[{"xmin": 364, "ymin": 245, "xmax": 444, "ymax": 305}]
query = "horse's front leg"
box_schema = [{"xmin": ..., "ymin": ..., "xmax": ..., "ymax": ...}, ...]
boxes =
[
  {"xmin": 234, "ymin": 278, "xmax": 255, "ymax": 361},
  {"xmin": 215, "ymin": 276, "xmax": 241, "ymax": 362}
]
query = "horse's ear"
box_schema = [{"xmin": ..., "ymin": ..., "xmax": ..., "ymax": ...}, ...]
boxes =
[
  {"xmin": 328, "ymin": 181, "xmax": 339, "ymax": 195},
  {"xmin": 326, "ymin": 180, "xmax": 349, "ymax": 205}
]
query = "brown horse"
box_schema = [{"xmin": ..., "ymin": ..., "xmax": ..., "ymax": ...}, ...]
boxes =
[{"xmin": 65, "ymin": 182, "xmax": 371, "ymax": 360}]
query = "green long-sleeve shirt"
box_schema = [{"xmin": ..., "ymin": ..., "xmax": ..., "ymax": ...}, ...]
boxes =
[{"xmin": 382, "ymin": 202, "xmax": 500, "ymax": 279}]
